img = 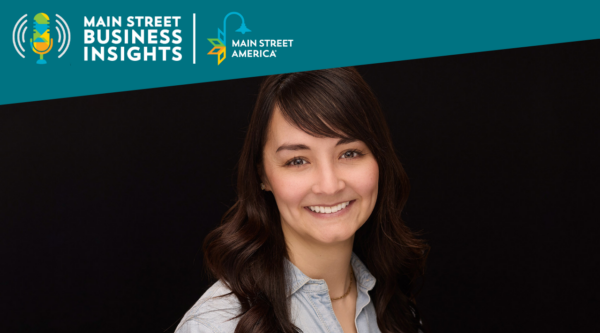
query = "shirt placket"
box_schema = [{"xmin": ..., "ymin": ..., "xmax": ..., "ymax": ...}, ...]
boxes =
[
  {"xmin": 354, "ymin": 284, "xmax": 373, "ymax": 333},
  {"xmin": 304, "ymin": 280, "xmax": 345, "ymax": 333}
]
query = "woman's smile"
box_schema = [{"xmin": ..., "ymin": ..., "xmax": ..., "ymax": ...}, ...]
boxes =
[{"xmin": 304, "ymin": 199, "xmax": 356, "ymax": 218}]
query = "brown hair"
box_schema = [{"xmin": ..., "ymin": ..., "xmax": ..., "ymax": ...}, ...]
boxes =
[{"xmin": 203, "ymin": 67, "xmax": 429, "ymax": 333}]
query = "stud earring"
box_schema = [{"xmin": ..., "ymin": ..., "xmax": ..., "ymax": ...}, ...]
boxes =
[{"xmin": 260, "ymin": 183, "xmax": 266, "ymax": 191}]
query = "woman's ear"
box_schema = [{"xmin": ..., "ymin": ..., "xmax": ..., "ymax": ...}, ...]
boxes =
[
  {"xmin": 262, "ymin": 178, "xmax": 272, "ymax": 192},
  {"xmin": 256, "ymin": 164, "xmax": 271, "ymax": 191}
]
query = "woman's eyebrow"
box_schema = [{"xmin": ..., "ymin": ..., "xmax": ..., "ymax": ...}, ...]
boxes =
[
  {"xmin": 275, "ymin": 138, "xmax": 357, "ymax": 153},
  {"xmin": 336, "ymin": 137, "xmax": 357, "ymax": 146}
]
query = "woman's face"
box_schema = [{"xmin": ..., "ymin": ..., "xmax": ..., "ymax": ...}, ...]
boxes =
[{"xmin": 262, "ymin": 106, "xmax": 379, "ymax": 246}]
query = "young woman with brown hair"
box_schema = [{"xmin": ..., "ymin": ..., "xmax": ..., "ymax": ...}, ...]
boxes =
[{"xmin": 176, "ymin": 67, "xmax": 428, "ymax": 333}]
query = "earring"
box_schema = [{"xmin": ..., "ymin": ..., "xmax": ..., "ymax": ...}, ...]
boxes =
[{"xmin": 260, "ymin": 183, "xmax": 266, "ymax": 191}]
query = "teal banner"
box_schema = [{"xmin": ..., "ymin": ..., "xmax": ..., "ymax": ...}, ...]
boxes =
[{"xmin": 1, "ymin": 0, "xmax": 599, "ymax": 105}]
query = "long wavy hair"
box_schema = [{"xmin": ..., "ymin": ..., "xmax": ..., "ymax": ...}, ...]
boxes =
[{"xmin": 203, "ymin": 67, "xmax": 429, "ymax": 333}]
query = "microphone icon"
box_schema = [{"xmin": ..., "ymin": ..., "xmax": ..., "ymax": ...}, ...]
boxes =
[{"xmin": 30, "ymin": 13, "xmax": 53, "ymax": 64}]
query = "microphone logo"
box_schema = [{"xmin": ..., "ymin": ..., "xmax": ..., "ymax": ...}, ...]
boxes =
[
  {"xmin": 12, "ymin": 13, "xmax": 71, "ymax": 64},
  {"xmin": 31, "ymin": 13, "xmax": 52, "ymax": 64}
]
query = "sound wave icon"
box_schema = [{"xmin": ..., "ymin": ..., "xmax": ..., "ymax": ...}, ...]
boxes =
[{"xmin": 12, "ymin": 13, "xmax": 70, "ymax": 60}]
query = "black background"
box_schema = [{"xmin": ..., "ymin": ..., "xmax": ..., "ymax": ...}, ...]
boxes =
[{"xmin": 1, "ymin": 40, "xmax": 599, "ymax": 333}]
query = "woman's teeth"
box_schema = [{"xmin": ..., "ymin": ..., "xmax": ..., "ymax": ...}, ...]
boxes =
[{"xmin": 308, "ymin": 201, "xmax": 351, "ymax": 214}]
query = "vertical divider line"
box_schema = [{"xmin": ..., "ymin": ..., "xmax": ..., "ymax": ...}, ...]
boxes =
[{"xmin": 193, "ymin": 13, "xmax": 196, "ymax": 64}]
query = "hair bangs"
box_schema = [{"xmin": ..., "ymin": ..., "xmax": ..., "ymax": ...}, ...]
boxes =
[{"xmin": 273, "ymin": 72, "xmax": 372, "ymax": 143}]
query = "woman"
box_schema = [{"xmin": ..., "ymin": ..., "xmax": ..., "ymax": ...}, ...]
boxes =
[{"xmin": 176, "ymin": 67, "xmax": 428, "ymax": 333}]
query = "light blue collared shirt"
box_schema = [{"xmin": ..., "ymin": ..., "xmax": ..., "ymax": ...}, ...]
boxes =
[{"xmin": 175, "ymin": 252, "xmax": 381, "ymax": 333}]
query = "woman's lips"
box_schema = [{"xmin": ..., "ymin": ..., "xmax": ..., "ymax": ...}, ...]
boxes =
[{"xmin": 304, "ymin": 199, "xmax": 356, "ymax": 218}]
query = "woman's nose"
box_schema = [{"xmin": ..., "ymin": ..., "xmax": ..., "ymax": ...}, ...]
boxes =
[{"xmin": 311, "ymin": 162, "xmax": 345, "ymax": 195}]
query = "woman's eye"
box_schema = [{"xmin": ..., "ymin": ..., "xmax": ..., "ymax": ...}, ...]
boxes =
[
  {"xmin": 340, "ymin": 150, "xmax": 364, "ymax": 159},
  {"xmin": 286, "ymin": 158, "xmax": 307, "ymax": 167}
]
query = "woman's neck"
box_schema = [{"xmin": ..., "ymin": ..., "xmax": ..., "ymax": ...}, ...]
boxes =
[{"xmin": 284, "ymin": 229, "xmax": 355, "ymax": 298}]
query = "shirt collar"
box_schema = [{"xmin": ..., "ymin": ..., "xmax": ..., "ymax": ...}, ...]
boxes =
[{"xmin": 285, "ymin": 252, "xmax": 377, "ymax": 296}]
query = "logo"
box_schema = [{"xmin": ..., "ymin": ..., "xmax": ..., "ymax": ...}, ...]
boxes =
[
  {"xmin": 12, "ymin": 13, "xmax": 71, "ymax": 64},
  {"xmin": 207, "ymin": 12, "xmax": 250, "ymax": 65}
]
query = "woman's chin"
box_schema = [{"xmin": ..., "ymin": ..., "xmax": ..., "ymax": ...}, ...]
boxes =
[{"xmin": 311, "ymin": 228, "xmax": 356, "ymax": 245}]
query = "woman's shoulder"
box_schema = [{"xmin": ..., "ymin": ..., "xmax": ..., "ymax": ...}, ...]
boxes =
[{"xmin": 175, "ymin": 280, "xmax": 242, "ymax": 333}]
